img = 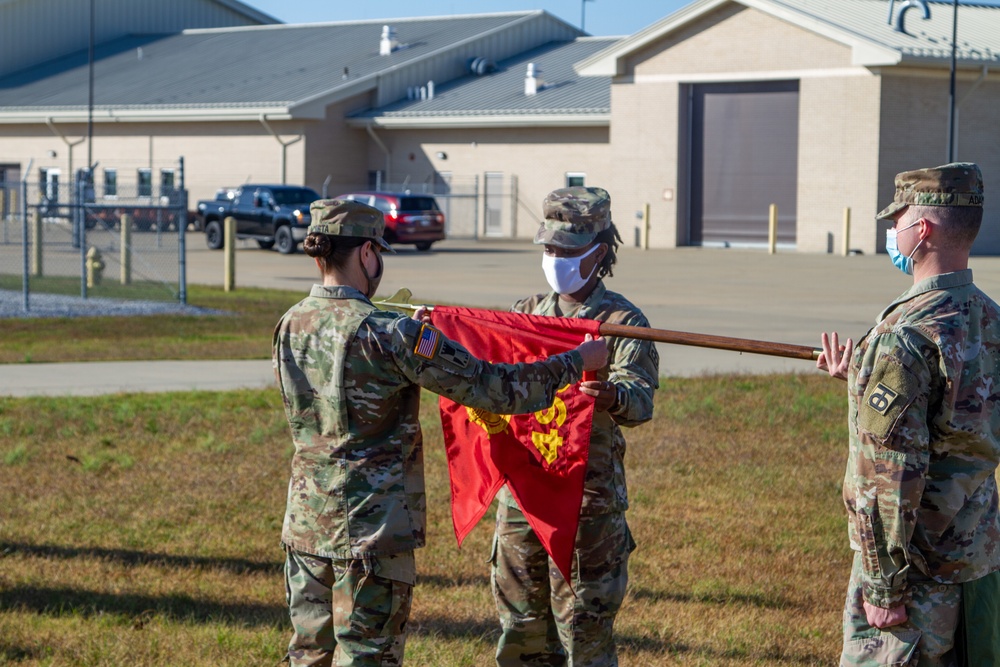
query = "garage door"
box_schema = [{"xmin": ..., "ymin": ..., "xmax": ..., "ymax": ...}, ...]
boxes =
[{"xmin": 689, "ymin": 81, "xmax": 799, "ymax": 246}]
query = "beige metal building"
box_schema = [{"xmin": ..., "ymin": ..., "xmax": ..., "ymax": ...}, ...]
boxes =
[{"xmin": 1, "ymin": 0, "xmax": 998, "ymax": 253}]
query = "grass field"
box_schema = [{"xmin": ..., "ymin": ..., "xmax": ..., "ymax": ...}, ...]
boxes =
[{"xmin": 0, "ymin": 375, "xmax": 851, "ymax": 666}]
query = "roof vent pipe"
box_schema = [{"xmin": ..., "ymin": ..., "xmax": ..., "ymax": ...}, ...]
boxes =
[
  {"xmin": 427, "ymin": 80, "xmax": 434, "ymax": 100},
  {"xmin": 525, "ymin": 63, "xmax": 543, "ymax": 96},
  {"xmin": 380, "ymin": 25, "xmax": 398, "ymax": 56}
]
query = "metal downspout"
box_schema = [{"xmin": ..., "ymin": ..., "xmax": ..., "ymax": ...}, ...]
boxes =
[
  {"xmin": 259, "ymin": 114, "xmax": 303, "ymax": 184},
  {"xmin": 366, "ymin": 124, "xmax": 391, "ymax": 187},
  {"xmin": 45, "ymin": 117, "xmax": 86, "ymax": 182}
]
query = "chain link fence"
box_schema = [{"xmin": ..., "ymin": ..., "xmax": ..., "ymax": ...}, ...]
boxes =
[{"xmin": 1, "ymin": 174, "xmax": 190, "ymax": 315}]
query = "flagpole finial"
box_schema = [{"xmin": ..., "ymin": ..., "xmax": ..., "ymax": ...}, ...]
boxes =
[{"xmin": 372, "ymin": 287, "xmax": 433, "ymax": 313}]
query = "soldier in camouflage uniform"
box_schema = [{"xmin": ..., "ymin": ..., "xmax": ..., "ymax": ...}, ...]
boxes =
[
  {"xmin": 818, "ymin": 163, "xmax": 1000, "ymax": 666},
  {"xmin": 273, "ymin": 199, "xmax": 608, "ymax": 667},
  {"xmin": 490, "ymin": 186, "xmax": 659, "ymax": 667}
]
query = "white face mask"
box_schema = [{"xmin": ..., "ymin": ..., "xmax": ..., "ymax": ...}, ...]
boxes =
[{"xmin": 541, "ymin": 244, "xmax": 600, "ymax": 295}]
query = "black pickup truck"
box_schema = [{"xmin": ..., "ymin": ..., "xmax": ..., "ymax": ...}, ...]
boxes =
[{"xmin": 196, "ymin": 184, "xmax": 319, "ymax": 254}]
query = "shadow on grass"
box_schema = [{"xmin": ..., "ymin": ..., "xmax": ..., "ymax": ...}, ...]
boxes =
[
  {"xmin": 629, "ymin": 586, "xmax": 792, "ymax": 610},
  {"xmin": 0, "ymin": 585, "xmax": 285, "ymax": 628},
  {"xmin": 416, "ymin": 572, "xmax": 490, "ymax": 588},
  {"xmin": 0, "ymin": 541, "xmax": 281, "ymax": 576},
  {"xmin": 0, "ymin": 641, "xmax": 40, "ymax": 663}
]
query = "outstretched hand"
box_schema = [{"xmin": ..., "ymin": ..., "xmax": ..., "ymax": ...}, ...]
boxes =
[
  {"xmin": 412, "ymin": 306, "xmax": 432, "ymax": 324},
  {"xmin": 576, "ymin": 334, "xmax": 609, "ymax": 372},
  {"xmin": 817, "ymin": 331, "xmax": 853, "ymax": 381}
]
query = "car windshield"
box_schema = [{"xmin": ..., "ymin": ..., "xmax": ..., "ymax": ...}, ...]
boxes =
[
  {"xmin": 273, "ymin": 188, "xmax": 320, "ymax": 206},
  {"xmin": 400, "ymin": 197, "xmax": 439, "ymax": 211}
]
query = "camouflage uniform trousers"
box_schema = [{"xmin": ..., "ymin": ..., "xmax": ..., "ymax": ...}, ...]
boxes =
[
  {"xmin": 841, "ymin": 552, "xmax": 960, "ymax": 667},
  {"xmin": 490, "ymin": 503, "xmax": 635, "ymax": 667},
  {"xmin": 283, "ymin": 546, "xmax": 415, "ymax": 667}
]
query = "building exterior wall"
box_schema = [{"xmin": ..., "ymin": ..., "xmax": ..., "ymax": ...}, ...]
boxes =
[
  {"xmin": 796, "ymin": 73, "xmax": 883, "ymax": 254},
  {"xmin": 604, "ymin": 5, "xmax": 880, "ymax": 250},
  {"xmin": 879, "ymin": 69, "xmax": 1000, "ymax": 255},
  {"xmin": 0, "ymin": 0, "xmax": 270, "ymax": 78},
  {"xmin": 303, "ymin": 96, "xmax": 373, "ymax": 197},
  {"xmin": 364, "ymin": 126, "xmax": 612, "ymax": 239}
]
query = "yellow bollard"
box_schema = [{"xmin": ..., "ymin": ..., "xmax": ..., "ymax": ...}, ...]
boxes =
[
  {"xmin": 842, "ymin": 207, "xmax": 851, "ymax": 257},
  {"xmin": 30, "ymin": 209, "xmax": 42, "ymax": 277},
  {"xmin": 224, "ymin": 216, "xmax": 236, "ymax": 292},
  {"xmin": 643, "ymin": 203, "xmax": 651, "ymax": 250},
  {"xmin": 768, "ymin": 204, "xmax": 778, "ymax": 254},
  {"xmin": 86, "ymin": 246, "xmax": 105, "ymax": 287},
  {"xmin": 120, "ymin": 213, "xmax": 132, "ymax": 285}
]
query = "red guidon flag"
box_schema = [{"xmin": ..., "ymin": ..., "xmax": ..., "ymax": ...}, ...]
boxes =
[{"xmin": 430, "ymin": 305, "xmax": 601, "ymax": 581}]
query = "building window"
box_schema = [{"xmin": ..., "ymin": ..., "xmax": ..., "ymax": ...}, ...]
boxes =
[
  {"xmin": 137, "ymin": 168, "xmax": 152, "ymax": 197},
  {"xmin": 160, "ymin": 168, "xmax": 175, "ymax": 196},
  {"xmin": 104, "ymin": 169, "xmax": 117, "ymax": 197},
  {"xmin": 565, "ymin": 172, "xmax": 586, "ymax": 187}
]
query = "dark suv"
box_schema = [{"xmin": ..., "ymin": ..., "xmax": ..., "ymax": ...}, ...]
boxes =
[{"xmin": 335, "ymin": 191, "xmax": 445, "ymax": 251}]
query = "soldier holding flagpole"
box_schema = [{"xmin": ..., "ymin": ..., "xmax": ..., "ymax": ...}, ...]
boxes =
[
  {"xmin": 272, "ymin": 198, "xmax": 608, "ymax": 667},
  {"xmin": 490, "ymin": 186, "xmax": 660, "ymax": 667}
]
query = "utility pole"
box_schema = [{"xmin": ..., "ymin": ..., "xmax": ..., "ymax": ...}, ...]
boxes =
[
  {"xmin": 946, "ymin": 0, "xmax": 959, "ymax": 162},
  {"xmin": 87, "ymin": 0, "xmax": 95, "ymax": 171}
]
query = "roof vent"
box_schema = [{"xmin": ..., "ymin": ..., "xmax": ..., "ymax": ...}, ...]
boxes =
[
  {"xmin": 380, "ymin": 25, "xmax": 398, "ymax": 56},
  {"xmin": 524, "ymin": 62, "xmax": 544, "ymax": 96},
  {"xmin": 468, "ymin": 57, "xmax": 496, "ymax": 76}
]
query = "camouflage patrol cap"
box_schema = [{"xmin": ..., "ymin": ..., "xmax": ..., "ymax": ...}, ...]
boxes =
[
  {"xmin": 308, "ymin": 199, "xmax": 395, "ymax": 252},
  {"xmin": 534, "ymin": 186, "xmax": 612, "ymax": 248},
  {"xmin": 876, "ymin": 162, "xmax": 984, "ymax": 220}
]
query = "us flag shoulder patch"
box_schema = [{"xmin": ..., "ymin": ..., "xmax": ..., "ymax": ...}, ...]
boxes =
[{"xmin": 414, "ymin": 324, "xmax": 441, "ymax": 359}]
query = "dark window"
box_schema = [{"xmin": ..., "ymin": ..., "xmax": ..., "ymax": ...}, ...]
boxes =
[
  {"xmin": 137, "ymin": 169, "xmax": 152, "ymax": 197},
  {"xmin": 104, "ymin": 169, "xmax": 117, "ymax": 197},
  {"xmin": 271, "ymin": 188, "xmax": 320, "ymax": 206},
  {"xmin": 400, "ymin": 197, "xmax": 439, "ymax": 211}
]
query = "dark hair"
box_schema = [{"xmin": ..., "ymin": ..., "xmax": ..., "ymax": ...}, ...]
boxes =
[
  {"xmin": 594, "ymin": 223, "xmax": 622, "ymax": 279},
  {"xmin": 912, "ymin": 205, "xmax": 983, "ymax": 249},
  {"xmin": 303, "ymin": 233, "xmax": 368, "ymax": 273}
]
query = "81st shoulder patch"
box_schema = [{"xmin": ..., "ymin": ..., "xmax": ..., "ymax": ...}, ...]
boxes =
[{"xmin": 858, "ymin": 355, "xmax": 920, "ymax": 443}]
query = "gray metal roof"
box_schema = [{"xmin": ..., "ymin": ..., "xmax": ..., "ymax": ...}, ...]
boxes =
[
  {"xmin": 351, "ymin": 37, "xmax": 618, "ymax": 128},
  {"xmin": 578, "ymin": 0, "xmax": 1000, "ymax": 76},
  {"xmin": 0, "ymin": 11, "xmax": 573, "ymax": 119}
]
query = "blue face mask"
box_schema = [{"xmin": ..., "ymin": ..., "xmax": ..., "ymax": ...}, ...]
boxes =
[{"xmin": 885, "ymin": 221, "xmax": 922, "ymax": 276}]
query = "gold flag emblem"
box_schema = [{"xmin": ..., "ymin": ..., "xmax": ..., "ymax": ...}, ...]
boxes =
[{"xmin": 467, "ymin": 407, "xmax": 511, "ymax": 435}]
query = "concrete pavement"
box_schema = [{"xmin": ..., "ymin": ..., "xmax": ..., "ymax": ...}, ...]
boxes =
[{"xmin": 6, "ymin": 236, "xmax": 1000, "ymax": 396}]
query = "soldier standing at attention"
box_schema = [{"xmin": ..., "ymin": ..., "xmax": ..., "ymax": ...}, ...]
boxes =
[
  {"xmin": 818, "ymin": 163, "xmax": 1000, "ymax": 666},
  {"xmin": 490, "ymin": 186, "xmax": 659, "ymax": 667},
  {"xmin": 273, "ymin": 199, "xmax": 608, "ymax": 667}
]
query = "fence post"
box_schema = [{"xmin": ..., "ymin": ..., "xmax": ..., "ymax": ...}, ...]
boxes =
[
  {"xmin": 224, "ymin": 215, "xmax": 236, "ymax": 292},
  {"xmin": 768, "ymin": 204, "xmax": 778, "ymax": 254},
  {"xmin": 30, "ymin": 209, "xmax": 42, "ymax": 276},
  {"xmin": 842, "ymin": 207, "xmax": 851, "ymax": 257},
  {"xmin": 120, "ymin": 213, "xmax": 132, "ymax": 285}
]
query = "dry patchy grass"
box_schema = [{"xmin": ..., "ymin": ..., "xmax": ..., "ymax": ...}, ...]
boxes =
[{"xmin": 0, "ymin": 374, "xmax": 849, "ymax": 665}]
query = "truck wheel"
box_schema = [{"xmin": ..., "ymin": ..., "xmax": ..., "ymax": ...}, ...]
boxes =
[
  {"xmin": 275, "ymin": 225, "xmax": 296, "ymax": 254},
  {"xmin": 415, "ymin": 242, "xmax": 433, "ymax": 251},
  {"xmin": 205, "ymin": 220, "xmax": 224, "ymax": 249},
  {"xmin": 257, "ymin": 239, "xmax": 275, "ymax": 250}
]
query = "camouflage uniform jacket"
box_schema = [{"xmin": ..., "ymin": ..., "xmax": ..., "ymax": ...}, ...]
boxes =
[
  {"xmin": 845, "ymin": 269, "xmax": 1000, "ymax": 609},
  {"xmin": 499, "ymin": 280, "xmax": 659, "ymax": 514},
  {"xmin": 274, "ymin": 285, "xmax": 586, "ymax": 558}
]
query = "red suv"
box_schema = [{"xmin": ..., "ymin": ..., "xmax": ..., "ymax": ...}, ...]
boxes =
[{"xmin": 335, "ymin": 191, "xmax": 445, "ymax": 251}]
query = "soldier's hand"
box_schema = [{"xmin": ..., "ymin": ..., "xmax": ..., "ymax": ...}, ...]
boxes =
[
  {"xmin": 863, "ymin": 601, "xmax": 907, "ymax": 629},
  {"xmin": 576, "ymin": 334, "xmax": 608, "ymax": 372},
  {"xmin": 412, "ymin": 306, "xmax": 432, "ymax": 324},
  {"xmin": 579, "ymin": 380, "xmax": 616, "ymax": 412},
  {"xmin": 817, "ymin": 331, "xmax": 853, "ymax": 381}
]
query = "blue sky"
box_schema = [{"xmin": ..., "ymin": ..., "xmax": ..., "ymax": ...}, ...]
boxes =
[
  {"xmin": 246, "ymin": 0, "xmax": 691, "ymax": 36},
  {"xmin": 247, "ymin": 0, "xmax": 1000, "ymax": 37}
]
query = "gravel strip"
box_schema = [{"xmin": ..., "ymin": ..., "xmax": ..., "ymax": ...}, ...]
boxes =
[{"xmin": 0, "ymin": 289, "xmax": 226, "ymax": 319}]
